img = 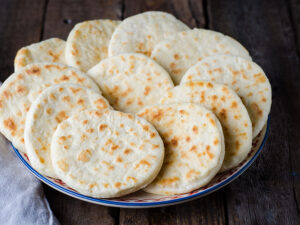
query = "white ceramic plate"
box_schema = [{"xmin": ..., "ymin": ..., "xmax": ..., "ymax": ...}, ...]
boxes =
[{"xmin": 12, "ymin": 119, "xmax": 269, "ymax": 208}]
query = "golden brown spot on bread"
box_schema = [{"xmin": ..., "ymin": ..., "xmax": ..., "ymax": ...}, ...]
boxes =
[
  {"xmin": 124, "ymin": 148, "xmax": 132, "ymax": 155},
  {"xmin": 254, "ymin": 73, "xmax": 266, "ymax": 83},
  {"xmin": 3, "ymin": 90, "xmax": 12, "ymax": 99},
  {"xmin": 152, "ymin": 144, "xmax": 159, "ymax": 149},
  {"xmin": 3, "ymin": 118, "xmax": 16, "ymax": 133},
  {"xmin": 142, "ymin": 125, "xmax": 149, "ymax": 131},
  {"xmin": 55, "ymin": 111, "xmax": 68, "ymax": 123},
  {"xmin": 214, "ymin": 138, "xmax": 219, "ymax": 145},
  {"xmin": 114, "ymin": 182, "xmax": 122, "ymax": 188},
  {"xmin": 186, "ymin": 136, "xmax": 191, "ymax": 142},
  {"xmin": 99, "ymin": 124, "xmax": 108, "ymax": 131},
  {"xmin": 50, "ymin": 93, "xmax": 56, "ymax": 100},
  {"xmin": 39, "ymin": 157, "xmax": 45, "ymax": 163},
  {"xmin": 207, "ymin": 82, "xmax": 214, "ymax": 88},
  {"xmin": 62, "ymin": 95, "xmax": 71, "ymax": 102},
  {"xmin": 144, "ymin": 86, "xmax": 151, "ymax": 96},
  {"xmin": 192, "ymin": 125, "xmax": 198, "ymax": 134},
  {"xmin": 81, "ymin": 134, "xmax": 87, "ymax": 141},
  {"xmin": 111, "ymin": 144, "xmax": 119, "ymax": 151},
  {"xmin": 231, "ymin": 101, "xmax": 238, "ymax": 108},
  {"xmin": 16, "ymin": 85, "xmax": 27, "ymax": 94},
  {"xmin": 78, "ymin": 149, "xmax": 92, "ymax": 162},
  {"xmin": 206, "ymin": 145, "xmax": 214, "ymax": 159},
  {"xmin": 103, "ymin": 183, "xmax": 109, "ymax": 188},
  {"xmin": 150, "ymin": 132, "xmax": 156, "ymax": 138},
  {"xmin": 158, "ymin": 177, "xmax": 179, "ymax": 186},
  {"xmin": 262, "ymin": 97, "xmax": 267, "ymax": 102},
  {"xmin": 26, "ymin": 66, "xmax": 41, "ymax": 75},
  {"xmin": 186, "ymin": 169, "xmax": 200, "ymax": 179},
  {"xmin": 190, "ymin": 145, "xmax": 197, "ymax": 152},
  {"xmin": 200, "ymin": 91, "xmax": 205, "ymax": 103},
  {"xmin": 170, "ymin": 137, "xmax": 178, "ymax": 146},
  {"xmin": 46, "ymin": 108, "xmax": 52, "ymax": 114},
  {"xmin": 60, "ymin": 75, "xmax": 69, "ymax": 81},
  {"xmin": 212, "ymin": 95, "xmax": 218, "ymax": 101},
  {"xmin": 219, "ymin": 108, "xmax": 227, "ymax": 120},
  {"xmin": 57, "ymin": 160, "xmax": 69, "ymax": 172},
  {"xmin": 63, "ymin": 145, "xmax": 69, "ymax": 150},
  {"xmin": 127, "ymin": 176, "xmax": 137, "ymax": 183},
  {"xmin": 82, "ymin": 120, "xmax": 88, "ymax": 125},
  {"xmin": 77, "ymin": 98, "xmax": 84, "ymax": 105},
  {"xmin": 86, "ymin": 128, "xmax": 94, "ymax": 133},
  {"xmin": 127, "ymin": 114, "xmax": 133, "ymax": 119},
  {"xmin": 151, "ymin": 109, "xmax": 164, "ymax": 121},
  {"xmin": 174, "ymin": 54, "xmax": 180, "ymax": 60},
  {"xmin": 126, "ymin": 98, "xmax": 133, "ymax": 105},
  {"xmin": 89, "ymin": 183, "xmax": 98, "ymax": 189},
  {"xmin": 117, "ymin": 156, "xmax": 123, "ymax": 163},
  {"xmin": 70, "ymin": 87, "xmax": 81, "ymax": 94}
]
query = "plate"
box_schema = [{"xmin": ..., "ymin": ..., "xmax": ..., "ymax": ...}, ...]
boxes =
[{"xmin": 12, "ymin": 119, "xmax": 269, "ymax": 208}]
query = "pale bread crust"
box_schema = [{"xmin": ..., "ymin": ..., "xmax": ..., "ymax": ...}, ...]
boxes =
[
  {"xmin": 51, "ymin": 109, "xmax": 164, "ymax": 198},
  {"xmin": 25, "ymin": 83, "xmax": 110, "ymax": 178},
  {"xmin": 87, "ymin": 53, "xmax": 174, "ymax": 113},
  {"xmin": 0, "ymin": 63, "xmax": 99, "ymax": 152},
  {"xmin": 160, "ymin": 81, "xmax": 252, "ymax": 171},
  {"xmin": 14, "ymin": 38, "xmax": 66, "ymax": 71},
  {"xmin": 65, "ymin": 20, "xmax": 121, "ymax": 72},
  {"xmin": 151, "ymin": 28, "xmax": 252, "ymax": 84},
  {"xmin": 137, "ymin": 103, "xmax": 224, "ymax": 195},
  {"xmin": 108, "ymin": 11, "xmax": 189, "ymax": 57},
  {"xmin": 181, "ymin": 55, "xmax": 271, "ymax": 137}
]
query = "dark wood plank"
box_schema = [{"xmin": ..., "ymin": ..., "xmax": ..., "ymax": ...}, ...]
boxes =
[
  {"xmin": 207, "ymin": 0, "xmax": 300, "ymax": 224},
  {"xmin": 42, "ymin": 1, "xmax": 122, "ymax": 224},
  {"xmin": 43, "ymin": 0, "xmax": 122, "ymax": 40},
  {"xmin": 123, "ymin": 0, "xmax": 205, "ymax": 28},
  {"xmin": 0, "ymin": 0, "xmax": 46, "ymax": 81},
  {"xmin": 120, "ymin": 190, "xmax": 226, "ymax": 225},
  {"xmin": 288, "ymin": 0, "xmax": 300, "ymax": 53},
  {"xmin": 120, "ymin": 1, "xmax": 226, "ymax": 224},
  {"xmin": 44, "ymin": 186, "xmax": 116, "ymax": 225}
]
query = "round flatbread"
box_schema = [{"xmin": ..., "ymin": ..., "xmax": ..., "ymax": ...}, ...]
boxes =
[
  {"xmin": 25, "ymin": 83, "xmax": 110, "ymax": 178},
  {"xmin": 51, "ymin": 109, "xmax": 164, "ymax": 198},
  {"xmin": 181, "ymin": 55, "xmax": 271, "ymax": 137},
  {"xmin": 160, "ymin": 81, "xmax": 252, "ymax": 171},
  {"xmin": 0, "ymin": 63, "xmax": 100, "ymax": 153},
  {"xmin": 108, "ymin": 11, "xmax": 189, "ymax": 57},
  {"xmin": 65, "ymin": 19, "xmax": 121, "ymax": 72},
  {"xmin": 14, "ymin": 38, "xmax": 66, "ymax": 71},
  {"xmin": 151, "ymin": 28, "xmax": 252, "ymax": 84},
  {"xmin": 137, "ymin": 103, "xmax": 224, "ymax": 195},
  {"xmin": 87, "ymin": 53, "xmax": 174, "ymax": 113}
]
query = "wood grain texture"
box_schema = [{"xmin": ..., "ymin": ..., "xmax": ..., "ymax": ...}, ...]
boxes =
[
  {"xmin": 44, "ymin": 186, "xmax": 117, "ymax": 225},
  {"xmin": 207, "ymin": 0, "xmax": 300, "ymax": 224},
  {"xmin": 0, "ymin": 0, "xmax": 46, "ymax": 81},
  {"xmin": 123, "ymin": 0, "xmax": 205, "ymax": 28},
  {"xmin": 288, "ymin": 0, "xmax": 300, "ymax": 53},
  {"xmin": 43, "ymin": 0, "xmax": 122, "ymax": 39}
]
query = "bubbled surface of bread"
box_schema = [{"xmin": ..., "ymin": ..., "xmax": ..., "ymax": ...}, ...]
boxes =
[
  {"xmin": 160, "ymin": 81, "xmax": 252, "ymax": 171},
  {"xmin": 25, "ymin": 83, "xmax": 110, "ymax": 178},
  {"xmin": 0, "ymin": 63, "xmax": 100, "ymax": 152},
  {"xmin": 65, "ymin": 19, "xmax": 121, "ymax": 72},
  {"xmin": 108, "ymin": 11, "xmax": 189, "ymax": 57},
  {"xmin": 151, "ymin": 29, "xmax": 251, "ymax": 84},
  {"xmin": 181, "ymin": 55, "xmax": 271, "ymax": 137},
  {"xmin": 14, "ymin": 38, "xmax": 66, "ymax": 71},
  {"xmin": 51, "ymin": 109, "xmax": 164, "ymax": 198},
  {"xmin": 88, "ymin": 53, "xmax": 174, "ymax": 113},
  {"xmin": 137, "ymin": 103, "xmax": 225, "ymax": 195}
]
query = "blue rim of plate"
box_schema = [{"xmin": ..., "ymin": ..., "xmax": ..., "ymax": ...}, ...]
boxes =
[{"xmin": 12, "ymin": 118, "xmax": 269, "ymax": 207}]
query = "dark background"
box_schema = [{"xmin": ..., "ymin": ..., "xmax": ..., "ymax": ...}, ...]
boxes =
[{"xmin": 1, "ymin": 0, "xmax": 300, "ymax": 224}]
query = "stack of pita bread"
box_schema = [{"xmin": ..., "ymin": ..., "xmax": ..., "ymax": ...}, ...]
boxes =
[{"xmin": 0, "ymin": 11, "xmax": 271, "ymax": 197}]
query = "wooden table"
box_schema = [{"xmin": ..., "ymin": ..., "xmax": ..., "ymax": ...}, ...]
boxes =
[{"xmin": 1, "ymin": 0, "xmax": 300, "ymax": 224}]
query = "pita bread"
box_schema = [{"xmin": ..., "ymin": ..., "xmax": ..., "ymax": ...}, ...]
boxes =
[
  {"xmin": 181, "ymin": 55, "xmax": 271, "ymax": 137},
  {"xmin": 25, "ymin": 83, "xmax": 110, "ymax": 178},
  {"xmin": 160, "ymin": 81, "xmax": 252, "ymax": 171},
  {"xmin": 51, "ymin": 109, "xmax": 164, "ymax": 198},
  {"xmin": 65, "ymin": 19, "xmax": 121, "ymax": 72},
  {"xmin": 108, "ymin": 11, "xmax": 189, "ymax": 57},
  {"xmin": 14, "ymin": 38, "xmax": 66, "ymax": 71},
  {"xmin": 0, "ymin": 63, "xmax": 100, "ymax": 153},
  {"xmin": 151, "ymin": 28, "xmax": 252, "ymax": 84},
  {"xmin": 137, "ymin": 103, "xmax": 224, "ymax": 195},
  {"xmin": 87, "ymin": 53, "xmax": 174, "ymax": 113}
]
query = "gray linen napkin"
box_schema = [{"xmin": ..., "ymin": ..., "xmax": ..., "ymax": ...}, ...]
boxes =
[{"xmin": 0, "ymin": 133, "xmax": 60, "ymax": 225}]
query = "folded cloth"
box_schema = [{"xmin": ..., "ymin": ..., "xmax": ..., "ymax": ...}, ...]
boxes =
[{"xmin": 0, "ymin": 134, "xmax": 60, "ymax": 225}]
